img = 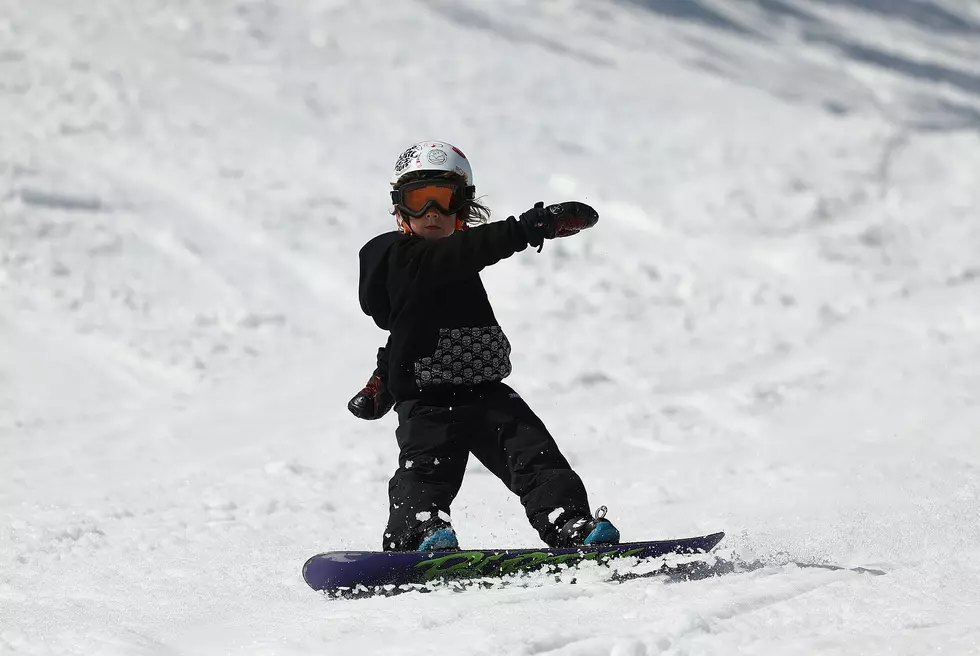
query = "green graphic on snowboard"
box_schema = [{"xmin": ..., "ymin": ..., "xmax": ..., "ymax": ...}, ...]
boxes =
[{"xmin": 413, "ymin": 547, "xmax": 647, "ymax": 580}]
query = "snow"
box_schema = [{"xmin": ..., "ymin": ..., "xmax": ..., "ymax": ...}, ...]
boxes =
[{"xmin": 2, "ymin": 0, "xmax": 980, "ymax": 653}]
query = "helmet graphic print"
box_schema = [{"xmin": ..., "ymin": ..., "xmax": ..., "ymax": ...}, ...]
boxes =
[
  {"xmin": 390, "ymin": 141, "xmax": 476, "ymax": 234},
  {"xmin": 390, "ymin": 141, "xmax": 473, "ymax": 188}
]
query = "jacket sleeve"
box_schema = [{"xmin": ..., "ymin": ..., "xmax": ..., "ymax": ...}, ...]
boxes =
[
  {"xmin": 395, "ymin": 217, "xmax": 531, "ymax": 284},
  {"xmin": 358, "ymin": 232, "xmax": 400, "ymax": 329}
]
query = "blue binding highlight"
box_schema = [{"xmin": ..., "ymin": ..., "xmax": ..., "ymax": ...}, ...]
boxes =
[
  {"xmin": 418, "ymin": 528, "xmax": 459, "ymax": 551},
  {"xmin": 583, "ymin": 521, "xmax": 621, "ymax": 546}
]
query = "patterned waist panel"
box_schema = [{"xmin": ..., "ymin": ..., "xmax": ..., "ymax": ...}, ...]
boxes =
[{"xmin": 414, "ymin": 326, "xmax": 513, "ymax": 388}]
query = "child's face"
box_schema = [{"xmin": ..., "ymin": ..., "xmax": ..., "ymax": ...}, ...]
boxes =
[{"xmin": 406, "ymin": 208, "xmax": 457, "ymax": 240}]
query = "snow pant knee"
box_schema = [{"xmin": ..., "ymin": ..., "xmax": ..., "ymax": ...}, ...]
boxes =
[{"xmin": 468, "ymin": 389, "xmax": 592, "ymax": 548}]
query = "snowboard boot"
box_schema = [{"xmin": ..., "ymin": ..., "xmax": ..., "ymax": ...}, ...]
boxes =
[
  {"xmin": 556, "ymin": 506, "xmax": 621, "ymax": 547},
  {"xmin": 416, "ymin": 519, "xmax": 459, "ymax": 552}
]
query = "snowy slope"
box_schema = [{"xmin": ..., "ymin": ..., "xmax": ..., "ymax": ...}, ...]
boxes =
[{"xmin": 2, "ymin": 0, "xmax": 980, "ymax": 653}]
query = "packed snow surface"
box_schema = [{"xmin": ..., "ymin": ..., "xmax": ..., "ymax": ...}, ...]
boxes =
[{"xmin": 2, "ymin": 0, "xmax": 980, "ymax": 653}]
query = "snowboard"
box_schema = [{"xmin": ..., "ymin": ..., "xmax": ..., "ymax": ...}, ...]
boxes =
[{"xmin": 303, "ymin": 531, "xmax": 725, "ymax": 593}]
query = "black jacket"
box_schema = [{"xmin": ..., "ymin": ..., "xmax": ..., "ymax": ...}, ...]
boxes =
[{"xmin": 358, "ymin": 217, "xmax": 532, "ymax": 402}]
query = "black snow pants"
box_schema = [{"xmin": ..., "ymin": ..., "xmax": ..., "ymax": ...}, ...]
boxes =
[{"xmin": 382, "ymin": 382, "xmax": 591, "ymax": 551}]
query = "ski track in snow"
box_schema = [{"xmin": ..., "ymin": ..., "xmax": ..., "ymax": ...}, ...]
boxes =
[{"xmin": 2, "ymin": 0, "xmax": 980, "ymax": 654}]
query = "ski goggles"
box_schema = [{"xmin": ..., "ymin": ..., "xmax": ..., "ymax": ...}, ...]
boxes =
[{"xmin": 390, "ymin": 180, "xmax": 475, "ymax": 218}]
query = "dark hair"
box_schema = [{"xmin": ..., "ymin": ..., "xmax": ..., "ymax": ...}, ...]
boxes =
[{"xmin": 391, "ymin": 170, "xmax": 491, "ymax": 227}]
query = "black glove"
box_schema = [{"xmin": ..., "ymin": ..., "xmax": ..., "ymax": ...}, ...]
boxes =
[
  {"xmin": 519, "ymin": 201, "xmax": 599, "ymax": 249},
  {"xmin": 348, "ymin": 372, "xmax": 395, "ymax": 420}
]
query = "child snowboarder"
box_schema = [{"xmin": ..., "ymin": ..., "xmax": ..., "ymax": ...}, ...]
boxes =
[{"xmin": 349, "ymin": 141, "xmax": 620, "ymax": 552}]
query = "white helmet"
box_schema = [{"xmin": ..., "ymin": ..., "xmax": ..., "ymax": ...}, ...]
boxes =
[{"xmin": 390, "ymin": 141, "xmax": 474, "ymax": 188}]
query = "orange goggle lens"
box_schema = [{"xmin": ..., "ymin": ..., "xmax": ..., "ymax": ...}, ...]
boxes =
[
  {"xmin": 403, "ymin": 184, "xmax": 457, "ymax": 214},
  {"xmin": 392, "ymin": 180, "xmax": 471, "ymax": 218}
]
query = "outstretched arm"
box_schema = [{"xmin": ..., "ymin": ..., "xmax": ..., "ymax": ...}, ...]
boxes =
[
  {"xmin": 397, "ymin": 216, "xmax": 530, "ymax": 284},
  {"xmin": 397, "ymin": 202, "xmax": 599, "ymax": 285}
]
